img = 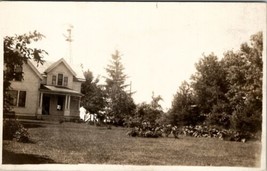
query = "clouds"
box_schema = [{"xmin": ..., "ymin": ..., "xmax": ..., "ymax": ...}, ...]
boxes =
[{"xmin": 1, "ymin": 2, "xmax": 265, "ymax": 109}]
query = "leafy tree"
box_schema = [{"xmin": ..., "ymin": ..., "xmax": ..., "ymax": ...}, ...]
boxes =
[
  {"xmin": 168, "ymin": 81, "xmax": 200, "ymax": 126},
  {"xmin": 135, "ymin": 93, "xmax": 164, "ymax": 126},
  {"xmin": 4, "ymin": 31, "xmax": 47, "ymax": 112},
  {"xmin": 105, "ymin": 50, "xmax": 136, "ymax": 126},
  {"xmin": 81, "ymin": 69, "xmax": 107, "ymax": 122},
  {"xmin": 223, "ymin": 32, "xmax": 263, "ymax": 133},
  {"xmin": 167, "ymin": 31, "xmax": 262, "ymax": 135},
  {"xmin": 151, "ymin": 92, "xmax": 163, "ymax": 111},
  {"xmin": 191, "ymin": 54, "xmax": 230, "ymax": 127}
]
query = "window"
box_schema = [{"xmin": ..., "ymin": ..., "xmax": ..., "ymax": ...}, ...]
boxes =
[
  {"xmin": 57, "ymin": 96, "xmax": 64, "ymax": 111},
  {"xmin": 9, "ymin": 90, "xmax": 18, "ymax": 106},
  {"xmin": 57, "ymin": 74, "xmax": 63, "ymax": 86},
  {"xmin": 52, "ymin": 75, "xmax": 56, "ymax": 85},
  {"xmin": 18, "ymin": 91, "xmax": 26, "ymax": 107},
  {"xmin": 14, "ymin": 65, "xmax": 23, "ymax": 81},
  {"xmin": 8, "ymin": 90, "xmax": 26, "ymax": 107},
  {"xmin": 64, "ymin": 77, "xmax": 68, "ymax": 86}
]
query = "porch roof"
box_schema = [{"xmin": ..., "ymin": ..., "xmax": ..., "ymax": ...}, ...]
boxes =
[{"xmin": 40, "ymin": 85, "xmax": 83, "ymax": 96}]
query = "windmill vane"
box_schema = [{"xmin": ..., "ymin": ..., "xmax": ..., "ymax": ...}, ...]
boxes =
[{"xmin": 64, "ymin": 25, "xmax": 74, "ymax": 64}]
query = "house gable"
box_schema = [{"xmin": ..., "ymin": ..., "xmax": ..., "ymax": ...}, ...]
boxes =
[
  {"xmin": 45, "ymin": 58, "xmax": 76, "ymax": 76},
  {"xmin": 46, "ymin": 63, "xmax": 74, "ymax": 89},
  {"xmin": 27, "ymin": 60, "xmax": 43, "ymax": 79}
]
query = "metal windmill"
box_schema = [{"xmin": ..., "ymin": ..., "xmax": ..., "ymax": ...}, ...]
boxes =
[{"xmin": 63, "ymin": 24, "xmax": 74, "ymax": 64}]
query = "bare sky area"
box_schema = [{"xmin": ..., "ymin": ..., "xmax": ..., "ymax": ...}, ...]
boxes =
[{"xmin": 0, "ymin": 2, "xmax": 266, "ymax": 110}]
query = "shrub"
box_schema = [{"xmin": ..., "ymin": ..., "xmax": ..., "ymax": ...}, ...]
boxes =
[
  {"xmin": 3, "ymin": 119, "xmax": 30, "ymax": 143},
  {"xmin": 127, "ymin": 127, "xmax": 139, "ymax": 137},
  {"xmin": 127, "ymin": 123, "xmax": 167, "ymax": 138},
  {"xmin": 181, "ymin": 125, "xmax": 253, "ymax": 142}
]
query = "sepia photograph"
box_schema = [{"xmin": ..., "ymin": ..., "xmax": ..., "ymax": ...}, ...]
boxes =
[{"xmin": 0, "ymin": 1, "xmax": 266, "ymax": 171}]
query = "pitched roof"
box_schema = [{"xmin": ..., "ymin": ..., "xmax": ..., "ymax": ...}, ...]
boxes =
[
  {"xmin": 29, "ymin": 58, "xmax": 85, "ymax": 81},
  {"xmin": 45, "ymin": 58, "xmax": 76, "ymax": 76},
  {"xmin": 26, "ymin": 60, "xmax": 43, "ymax": 79}
]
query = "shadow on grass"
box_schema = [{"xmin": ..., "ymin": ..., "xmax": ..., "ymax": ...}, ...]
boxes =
[
  {"xmin": 21, "ymin": 122, "xmax": 46, "ymax": 129},
  {"xmin": 2, "ymin": 149, "xmax": 57, "ymax": 164}
]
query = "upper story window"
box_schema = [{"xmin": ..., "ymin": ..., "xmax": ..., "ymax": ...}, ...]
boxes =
[
  {"xmin": 54, "ymin": 74, "xmax": 68, "ymax": 87},
  {"xmin": 18, "ymin": 91, "xmax": 26, "ymax": 107},
  {"xmin": 52, "ymin": 75, "xmax": 56, "ymax": 85},
  {"xmin": 14, "ymin": 65, "xmax": 23, "ymax": 81},
  {"xmin": 57, "ymin": 74, "xmax": 63, "ymax": 86},
  {"xmin": 4, "ymin": 64, "xmax": 23, "ymax": 82},
  {"xmin": 64, "ymin": 76, "xmax": 68, "ymax": 86},
  {"xmin": 8, "ymin": 65, "xmax": 23, "ymax": 81}
]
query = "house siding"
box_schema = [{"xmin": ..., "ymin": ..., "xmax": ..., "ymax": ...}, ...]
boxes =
[
  {"xmin": 10, "ymin": 63, "xmax": 41, "ymax": 116},
  {"xmin": 8, "ymin": 58, "xmax": 84, "ymax": 120},
  {"xmin": 72, "ymin": 81, "xmax": 82, "ymax": 93},
  {"xmin": 47, "ymin": 63, "xmax": 74, "ymax": 89}
]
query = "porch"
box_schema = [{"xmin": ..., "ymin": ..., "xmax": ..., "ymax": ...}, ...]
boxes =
[{"xmin": 37, "ymin": 85, "xmax": 82, "ymax": 121}]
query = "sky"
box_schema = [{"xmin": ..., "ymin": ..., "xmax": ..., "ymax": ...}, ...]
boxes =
[{"xmin": 0, "ymin": 2, "xmax": 266, "ymax": 110}]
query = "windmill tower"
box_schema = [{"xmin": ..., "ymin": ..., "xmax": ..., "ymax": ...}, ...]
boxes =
[{"xmin": 64, "ymin": 24, "xmax": 74, "ymax": 64}]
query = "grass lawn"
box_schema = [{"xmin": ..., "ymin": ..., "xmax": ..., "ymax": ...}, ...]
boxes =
[{"xmin": 2, "ymin": 121, "xmax": 262, "ymax": 166}]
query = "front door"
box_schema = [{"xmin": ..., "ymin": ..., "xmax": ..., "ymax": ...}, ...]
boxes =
[{"xmin": 42, "ymin": 96, "xmax": 50, "ymax": 115}]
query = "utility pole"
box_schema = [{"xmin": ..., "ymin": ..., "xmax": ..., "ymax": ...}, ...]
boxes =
[{"xmin": 64, "ymin": 24, "xmax": 74, "ymax": 64}]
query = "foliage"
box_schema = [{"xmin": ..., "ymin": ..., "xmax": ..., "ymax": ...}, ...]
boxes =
[
  {"xmin": 105, "ymin": 50, "xmax": 127, "ymax": 89},
  {"xmin": 3, "ymin": 119, "xmax": 30, "ymax": 143},
  {"xmin": 127, "ymin": 122, "xmax": 179, "ymax": 138},
  {"xmin": 131, "ymin": 92, "xmax": 164, "ymax": 127},
  {"xmin": 223, "ymin": 32, "xmax": 263, "ymax": 133},
  {"xmin": 3, "ymin": 31, "xmax": 47, "ymax": 112},
  {"xmin": 191, "ymin": 54, "xmax": 230, "ymax": 127},
  {"xmin": 181, "ymin": 125, "xmax": 253, "ymax": 142},
  {"xmin": 135, "ymin": 103, "xmax": 160, "ymax": 126},
  {"xmin": 127, "ymin": 124, "xmax": 163, "ymax": 138},
  {"xmin": 167, "ymin": 81, "xmax": 201, "ymax": 127},
  {"xmin": 169, "ymin": 31, "xmax": 262, "ymax": 134},
  {"xmin": 105, "ymin": 50, "xmax": 136, "ymax": 126},
  {"xmin": 81, "ymin": 69, "xmax": 107, "ymax": 122}
]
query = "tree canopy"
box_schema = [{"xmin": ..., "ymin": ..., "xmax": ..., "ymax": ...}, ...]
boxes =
[
  {"xmin": 81, "ymin": 69, "xmax": 107, "ymax": 122},
  {"xmin": 168, "ymin": 31, "xmax": 263, "ymax": 133},
  {"xmin": 167, "ymin": 81, "xmax": 200, "ymax": 127},
  {"xmin": 105, "ymin": 50, "xmax": 136, "ymax": 126},
  {"xmin": 3, "ymin": 31, "xmax": 47, "ymax": 112}
]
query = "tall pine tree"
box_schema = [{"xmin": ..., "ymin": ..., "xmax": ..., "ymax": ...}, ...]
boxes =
[{"xmin": 105, "ymin": 50, "xmax": 136, "ymax": 126}]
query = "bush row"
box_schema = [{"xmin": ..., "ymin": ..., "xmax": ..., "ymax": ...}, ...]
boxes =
[
  {"xmin": 181, "ymin": 125, "xmax": 253, "ymax": 142},
  {"xmin": 127, "ymin": 123, "xmax": 254, "ymax": 142},
  {"xmin": 127, "ymin": 123, "xmax": 180, "ymax": 138},
  {"xmin": 127, "ymin": 127, "xmax": 163, "ymax": 138}
]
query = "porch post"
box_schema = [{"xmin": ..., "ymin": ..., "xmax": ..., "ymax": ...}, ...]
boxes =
[
  {"xmin": 39, "ymin": 93, "xmax": 43, "ymax": 107},
  {"xmin": 68, "ymin": 96, "xmax": 71, "ymax": 109},
  {"xmin": 37, "ymin": 92, "xmax": 43, "ymax": 119},
  {"xmin": 64, "ymin": 95, "xmax": 70, "ymax": 119},
  {"xmin": 65, "ymin": 95, "xmax": 68, "ymax": 110}
]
